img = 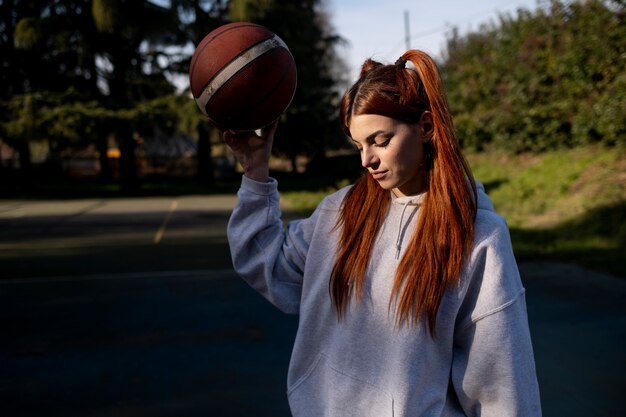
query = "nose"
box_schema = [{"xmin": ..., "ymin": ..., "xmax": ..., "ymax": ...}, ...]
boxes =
[{"xmin": 361, "ymin": 147, "xmax": 379, "ymax": 169}]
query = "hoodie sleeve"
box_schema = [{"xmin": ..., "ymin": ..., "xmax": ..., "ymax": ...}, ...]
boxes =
[
  {"xmin": 450, "ymin": 212, "xmax": 542, "ymax": 416},
  {"xmin": 227, "ymin": 176, "xmax": 315, "ymax": 314}
]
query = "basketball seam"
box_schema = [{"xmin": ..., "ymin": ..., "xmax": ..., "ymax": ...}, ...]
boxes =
[
  {"xmin": 201, "ymin": 37, "xmax": 274, "ymax": 93},
  {"xmin": 219, "ymin": 55, "xmax": 296, "ymax": 128},
  {"xmin": 206, "ymin": 60, "xmax": 296, "ymax": 130},
  {"xmin": 195, "ymin": 35, "xmax": 292, "ymax": 116},
  {"xmin": 189, "ymin": 23, "xmax": 271, "ymax": 79}
]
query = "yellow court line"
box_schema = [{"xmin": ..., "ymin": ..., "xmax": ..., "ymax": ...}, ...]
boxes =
[{"xmin": 154, "ymin": 200, "xmax": 178, "ymax": 244}]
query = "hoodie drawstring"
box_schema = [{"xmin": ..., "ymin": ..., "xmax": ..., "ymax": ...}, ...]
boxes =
[{"xmin": 395, "ymin": 200, "xmax": 411, "ymax": 259}]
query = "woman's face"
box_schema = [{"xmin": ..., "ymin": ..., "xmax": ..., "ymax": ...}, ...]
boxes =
[{"xmin": 349, "ymin": 113, "xmax": 431, "ymax": 197}]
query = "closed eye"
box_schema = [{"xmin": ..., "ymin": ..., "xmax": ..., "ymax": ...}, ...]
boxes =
[
  {"xmin": 351, "ymin": 132, "xmax": 391, "ymax": 151},
  {"xmin": 374, "ymin": 138, "xmax": 391, "ymax": 148},
  {"xmin": 374, "ymin": 133, "xmax": 393, "ymax": 147}
]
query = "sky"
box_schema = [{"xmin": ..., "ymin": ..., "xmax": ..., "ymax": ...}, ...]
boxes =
[{"xmin": 329, "ymin": 0, "xmax": 542, "ymax": 80}]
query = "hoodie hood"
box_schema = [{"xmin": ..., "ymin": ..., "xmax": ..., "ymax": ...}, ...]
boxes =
[
  {"xmin": 391, "ymin": 192, "xmax": 426, "ymax": 207},
  {"xmin": 475, "ymin": 181, "xmax": 495, "ymax": 212},
  {"xmin": 390, "ymin": 181, "xmax": 494, "ymax": 211},
  {"xmin": 389, "ymin": 181, "xmax": 494, "ymax": 259}
]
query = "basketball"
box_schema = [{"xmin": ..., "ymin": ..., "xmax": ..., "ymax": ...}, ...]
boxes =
[{"xmin": 189, "ymin": 22, "xmax": 297, "ymax": 132}]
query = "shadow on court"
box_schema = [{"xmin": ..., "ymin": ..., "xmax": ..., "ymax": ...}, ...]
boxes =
[
  {"xmin": 0, "ymin": 197, "xmax": 624, "ymax": 416},
  {"xmin": 0, "ymin": 196, "xmax": 298, "ymax": 416},
  {"xmin": 1, "ymin": 271, "xmax": 298, "ymax": 417}
]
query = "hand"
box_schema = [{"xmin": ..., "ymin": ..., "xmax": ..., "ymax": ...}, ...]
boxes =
[{"xmin": 223, "ymin": 121, "xmax": 278, "ymax": 182}]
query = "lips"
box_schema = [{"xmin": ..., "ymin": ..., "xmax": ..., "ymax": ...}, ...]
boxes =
[{"xmin": 370, "ymin": 170, "xmax": 387, "ymax": 180}]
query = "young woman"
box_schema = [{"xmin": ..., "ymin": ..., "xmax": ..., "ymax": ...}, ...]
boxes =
[{"xmin": 224, "ymin": 49, "xmax": 542, "ymax": 416}]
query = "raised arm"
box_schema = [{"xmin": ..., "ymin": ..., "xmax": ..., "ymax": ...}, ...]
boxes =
[{"xmin": 224, "ymin": 122, "xmax": 312, "ymax": 314}]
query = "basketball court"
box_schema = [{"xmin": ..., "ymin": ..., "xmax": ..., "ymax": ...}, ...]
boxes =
[{"xmin": 1, "ymin": 196, "xmax": 624, "ymax": 416}]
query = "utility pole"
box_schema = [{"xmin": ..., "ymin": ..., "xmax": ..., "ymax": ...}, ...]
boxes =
[{"xmin": 404, "ymin": 10, "xmax": 410, "ymax": 50}]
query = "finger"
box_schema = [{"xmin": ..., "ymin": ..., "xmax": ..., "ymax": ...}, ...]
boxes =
[
  {"xmin": 223, "ymin": 131, "xmax": 237, "ymax": 147},
  {"xmin": 262, "ymin": 120, "xmax": 279, "ymax": 139},
  {"xmin": 224, "ymin": 129, "xmax": 252, "ymax": 145},
  {"xmin": 247, "ymin": 134, "xmax": 266, "ymax": 150}
]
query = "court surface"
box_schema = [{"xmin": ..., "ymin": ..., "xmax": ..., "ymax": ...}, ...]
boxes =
[{"xmin": 1, "ymin": 196, "xmax": 624, "ymax": 416}]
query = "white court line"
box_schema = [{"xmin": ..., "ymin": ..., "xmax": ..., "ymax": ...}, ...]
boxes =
[
  {"xmin": 154, "ymin": 200, "xmax": 178, "ymax": 244},
  {"xmin": 0, "ymin": 269, "xmax": 236, "ymax": 285},
  {"xmin": 0, "ymin": 202, "xmax": 24, "ymax": 215}
]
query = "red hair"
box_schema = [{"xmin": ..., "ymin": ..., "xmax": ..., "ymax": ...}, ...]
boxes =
[{"xmin": 331, "ymin": 50, "xmax": 477, "ymax": 336}]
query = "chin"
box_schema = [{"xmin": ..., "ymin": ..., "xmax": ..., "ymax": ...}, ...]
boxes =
[{"xmin": 375, "ymin": 180, "xmax": 396, "ymax": 191}]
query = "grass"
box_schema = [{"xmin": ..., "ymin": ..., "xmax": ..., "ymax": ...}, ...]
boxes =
[
  {"xmin": 467, "ymin": 147, "xmax": 625, "ymax": 277},
  {"xmin": 281, "ymin": 146, "xmax": 626, "ymax": 278},
  {"xmin": 468, "ymin": 147, "xmax": 623, "ymax": 228},
  {"xmin": 279, "ymin": 178, "xmax": 351, "ymax": 213}
]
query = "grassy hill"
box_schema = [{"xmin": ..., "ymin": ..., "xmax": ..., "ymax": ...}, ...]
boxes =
[{"xmin": 468, "ymin": 146, "xmax": 625, "ymax": 277}]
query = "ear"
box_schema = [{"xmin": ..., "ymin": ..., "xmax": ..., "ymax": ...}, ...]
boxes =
[{"xmin": 419, "ymin": 111, "xmax": 434, "ymax": 142}]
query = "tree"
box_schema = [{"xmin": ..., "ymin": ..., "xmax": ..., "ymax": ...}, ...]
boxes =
[
  {"xmin": 1, "ymin": 0, "xmax": 348, "ymax": 192},
  {"xmin": 440, "ymin": 0, "xmax": 625, "ymax": 152},
  {"xmin": 173, "ymin": 0, "xmax": 230, "ymax": 185},
  {"xmin": 91, "ymin": 0, "xmax": 187, "ymax": 191},
  {"xmin": 1, "ymin": 0, "xmax": 194, "ymax": 192},
  {"xmin": 1, "ymin": 0, "xmax": 103, "ymax": 185}
]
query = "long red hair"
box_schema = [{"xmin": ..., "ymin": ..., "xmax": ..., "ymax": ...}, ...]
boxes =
[{"xmin": 331, "ymin": 50, "xmax": 477, "ymax": 336}]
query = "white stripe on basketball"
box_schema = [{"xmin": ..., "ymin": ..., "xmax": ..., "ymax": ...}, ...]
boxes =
[{"xmin": 195, "ymin": 35, "xmax": 289, "ymax": 116}]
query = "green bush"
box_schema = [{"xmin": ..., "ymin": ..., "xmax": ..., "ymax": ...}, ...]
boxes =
[{"xmin": 442, "ymin": 0, "xmax": 626, "ymax": 152}]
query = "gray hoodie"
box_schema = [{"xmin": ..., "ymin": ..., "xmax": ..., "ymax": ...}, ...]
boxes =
[{"xmin": 227, "ymin": 175, "xmax": 542, "ymax": 417}]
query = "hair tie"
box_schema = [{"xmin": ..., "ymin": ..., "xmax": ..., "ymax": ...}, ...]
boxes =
[{"xmin": 395, "ymin": 57, "xmax": 407, "ymax": 68}]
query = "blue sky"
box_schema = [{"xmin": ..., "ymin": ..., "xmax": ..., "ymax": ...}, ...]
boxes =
[{"xmin": 330, "ymin": 0, "xmax": 542, "ymax": 80}]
